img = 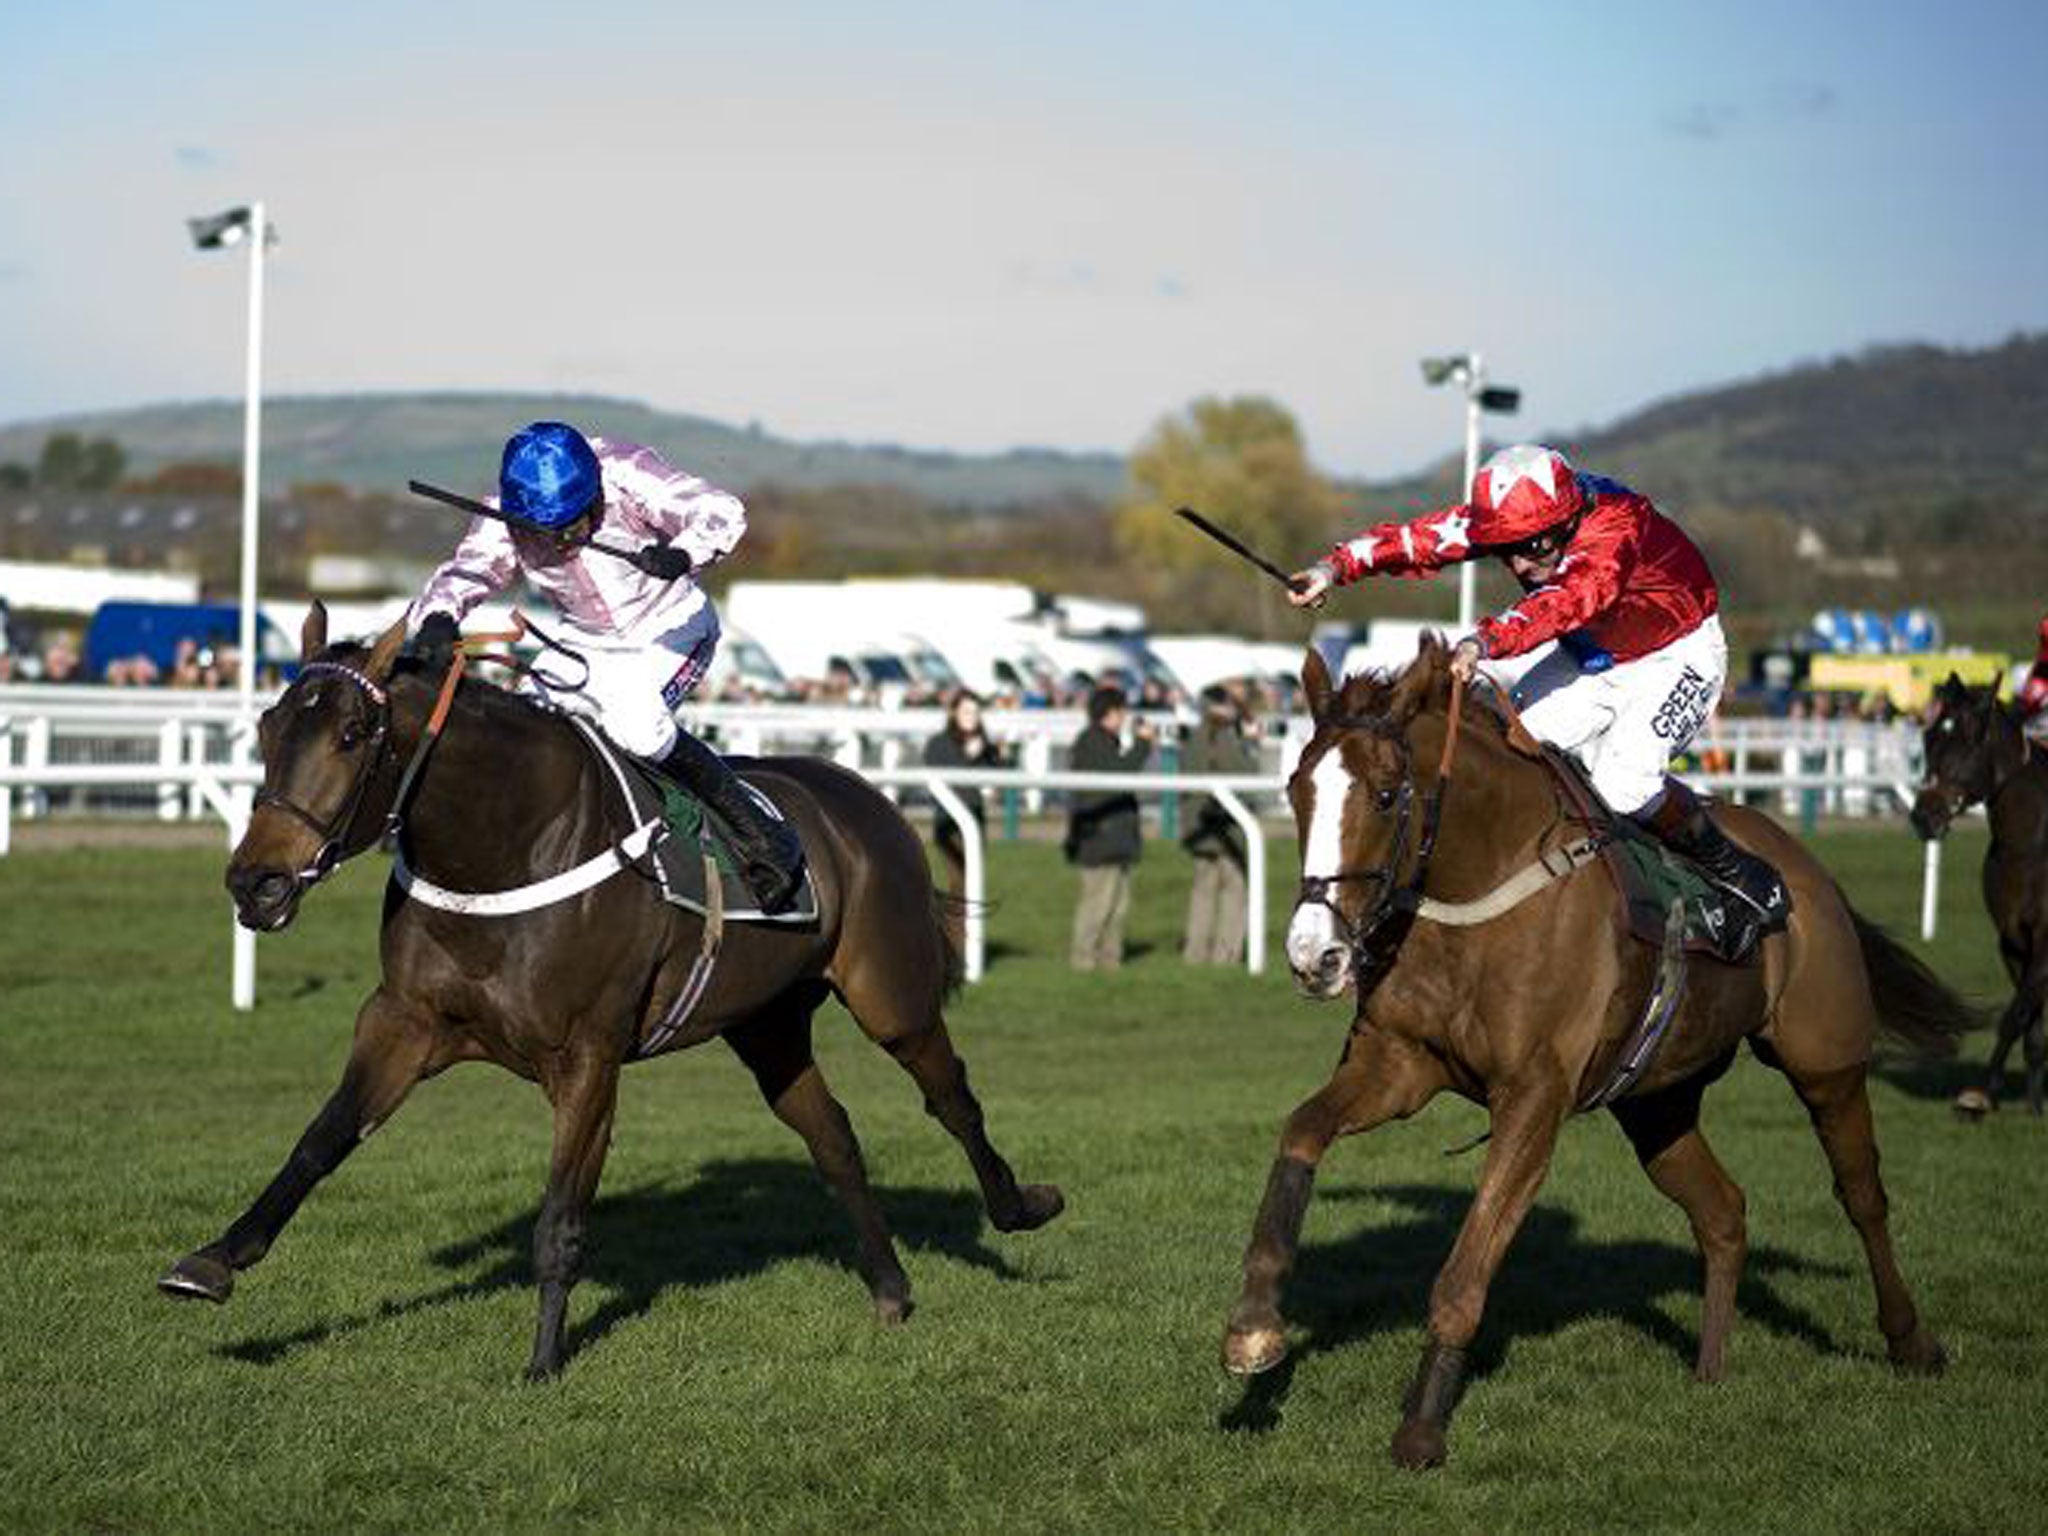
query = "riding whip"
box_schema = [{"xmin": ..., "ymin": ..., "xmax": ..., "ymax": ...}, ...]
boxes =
[
  {"xmin": 408, "ymin": 480, "xmax": 693, "ymax": 580},
  {"xmin": 1174, "ymin": 507, "xmax": 1313, "ymax": 595}
]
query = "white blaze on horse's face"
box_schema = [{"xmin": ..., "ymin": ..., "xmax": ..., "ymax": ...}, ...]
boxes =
[{"xmin": 1287, "ymin": 744, "xmax": 1356, "ymax": 998}]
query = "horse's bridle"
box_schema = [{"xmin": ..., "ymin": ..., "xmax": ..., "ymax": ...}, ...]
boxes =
[
  {"xmin": 1295, "ymin": 712, "xmax": 1447, "ymax": 982},
  {"xmin": 252, "ymin": 660, "xmax": 393, "ymax": 887}
]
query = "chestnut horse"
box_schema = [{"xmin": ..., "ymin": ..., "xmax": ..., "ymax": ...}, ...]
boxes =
[
  {"xmin": 1223, "ymin": 637, "xmax": 1971, "ymax": 1469},
  {"xmin": 1910, "ymin": 673, "xmax": 2048, "ymax": 1115},
  {"xmin": 160, "ymin": 606, "xmax": 1062, "ymax": 1378}
]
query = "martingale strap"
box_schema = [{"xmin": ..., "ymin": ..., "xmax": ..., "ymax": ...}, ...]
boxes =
[
  {"xmin": 392, "ymin": 819, "xmax": 664, "ymax": 916},
  {"xmin": 392, "ymin": 701, "xmax": 665, "ymax": 916},
  {"xmin": 1411, "ymin": 835, "xmax": 1606, "ymax": 926}
]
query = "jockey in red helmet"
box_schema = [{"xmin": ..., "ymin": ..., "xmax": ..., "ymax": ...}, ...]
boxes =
[
  {"xmin": 2018, "ymin": 616, "xmax": 2048, "ymax": 726},
  {"xmin": 1289, "ymin": 442, "xmax": 1785, "ymax": 955},
  {"xmin": 406, "ymin": 422, "xmax": 802, "ymax": 913}
]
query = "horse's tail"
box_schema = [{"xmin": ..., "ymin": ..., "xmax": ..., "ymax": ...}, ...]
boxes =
[
  {"xmin": 934, "ymin": 893, "xmax": 969, "ymax": 1002},
  {"xmin": 1847, "ymin": 900, "xmax": 1988, "ymax": 1057}
]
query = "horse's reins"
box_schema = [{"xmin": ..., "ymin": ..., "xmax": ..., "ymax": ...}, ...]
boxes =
[
  {"xmin": 383, "ymin": 614, "xmax": 531, "ymax": 840},
  {"xmin": 256, "ymin": 617, "xmax": 538, "ymax": 887}
]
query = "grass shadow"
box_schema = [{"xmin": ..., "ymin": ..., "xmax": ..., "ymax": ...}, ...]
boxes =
[
  {"xmin": 217, "ymin": 1157, "xmax": 1037, "ymax": 1369},
  {"xmin": 1219, "ymin": 1181, "xmax": 1854, "ymax": 1432},
  {"xmin": 1870, "ymin": 1050, "xmax": 2000, "ymax": 1104}
]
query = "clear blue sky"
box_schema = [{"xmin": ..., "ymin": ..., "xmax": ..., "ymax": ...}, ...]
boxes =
[{"xmin": 3, "ymin": 0, "xmax": 2043, "ymax": 476}]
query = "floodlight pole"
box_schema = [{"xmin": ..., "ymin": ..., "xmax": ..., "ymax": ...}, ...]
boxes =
[
  {"xmin": 236, "ymin": 200, "xmax": 266, "ymax": 721},
  {"xmin": 1456, "ymin": 352, "xmax": 1484, "ymax": 634},
  {"xmin": 1421, "ymin": 351, "xmax": 1517, "ymax": 633}
]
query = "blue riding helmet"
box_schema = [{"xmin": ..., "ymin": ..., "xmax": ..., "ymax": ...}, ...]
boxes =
[{"xmin": 499, "ymin": 422, "xmax": 603, "ymax": 531}]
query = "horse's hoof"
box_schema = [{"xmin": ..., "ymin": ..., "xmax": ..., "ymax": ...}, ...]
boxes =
[
  {"xmin": 1888, "ymin": 1327, "xmax": 1948, "ymax": 1378},
  {"xmin": 1951, "ymin": 1088, "xmax": 1994, "ymax": 1121},
  {"xmin": 993, "ymin": 1184, "xmax": 1065, "ymax": 1233},
  {"xmin": 1390, "ymin": 1417, "xmax": 1448, "ymax": 1471},
  {"xmin": 1222, "ymin": 1325, "xmax": 1288, "ymax": 1377},
  {"xmin": 158, "ymin": 1251, "xmax": 234, "ymax": 1304},
  {"xmin": 872, "ymin": 1289, "xmax": 914, "ymax": 1326}
]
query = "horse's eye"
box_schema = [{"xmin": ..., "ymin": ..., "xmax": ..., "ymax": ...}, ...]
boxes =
[
  {"xmin": 1376, "ymin": 788, "xmax": 1398, "ymax": 812},
  {"xmin": 338, "ymin": 725, "xmax": 362, "ymax": 751}
]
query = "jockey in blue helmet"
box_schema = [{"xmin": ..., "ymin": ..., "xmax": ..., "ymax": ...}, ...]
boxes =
[{"xmin": 407, "ymin": 421, "xmax": 803, "ymax": 913}]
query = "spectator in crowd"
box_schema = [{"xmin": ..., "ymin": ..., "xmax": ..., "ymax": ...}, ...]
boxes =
[
  {"xmin": 40, "ymin": 634, "xmax": 81, "ymax": 683},
  {"xmin": 923, "ymin": 689, "xmax": 1009, "ymax": 947},
  {"xmin": 1064, "ymin": 684, "xmax": 1155, "ymax": 971},
  {"xmin": 1179, "ymin": 685, "xmax": 1260, "ymax": 965},
  {"xmin": 104, "ymin": 653, "xmax": 161, "ymax": 686}
]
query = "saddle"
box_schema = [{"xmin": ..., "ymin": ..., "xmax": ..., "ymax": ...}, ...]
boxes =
[
  {"xmin": 1539, "ymin": 746, "xmax": 1767, "ymax": 967},
  {"xmin": 571, "ymin": 719, "xmax": 819, "ymax": 924}
]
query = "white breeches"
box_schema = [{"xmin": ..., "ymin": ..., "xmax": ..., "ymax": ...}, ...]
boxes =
[
  {"xmin": 1509, "ymin": 614, "xmax": 1726, "ymax": 815},
  {"xmin": 535, "ymin": 606, "xmax": 720, "ymax": 759}
]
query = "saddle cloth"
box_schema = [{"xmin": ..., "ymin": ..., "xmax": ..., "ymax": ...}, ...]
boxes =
[
  {"xmin": 573, "ymin": 719, "xmax": 819, "ymax": 924},
  {"xmin": 1539, "ymin": 746, "xmax": 1765, "ymax": 965}
]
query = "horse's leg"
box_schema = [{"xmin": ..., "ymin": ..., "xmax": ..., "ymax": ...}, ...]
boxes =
[
  {"xmin": 1970, "ymin": 989, "xmax": 2033, "ymax": 1110},
  {"xmin": 881, "ymin": 1022, "xmax": 1064, "ymax": 1232},
  {"xmin": 1390, "ymin": 1071, "xmax": 1571, "ymax": 1471},
  {"xmin": 1610, "ymin": 1066, "xmax": 1747, "ymax": 1384},
  {"xmin": 2025, "ymin": 1002, "xmax": 2048, "ymax": 1117},
  {"xmin": 1784, "ymin": 1060, "xmax": 1946, "ymax": 1375},
  {"xmin": 2013, "ymin": 956, "xmax": 2048, "ymax": 1115},
  {"xmin": 1222, "ymin": 1026, "xmax": 1445, "ymax": 1378},
  {"xmin": 722, "ymin": 988, "xmax": 914, "ymax": 1323},
  {"xmin": 526, "ymin": 1051, "xmax": 620, "ymax": 1381},
  {"xmin": 159, "ymin": 989, "xmax": 434, "ymax": 1303}
]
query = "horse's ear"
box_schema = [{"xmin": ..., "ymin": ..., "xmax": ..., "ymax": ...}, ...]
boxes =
[
  {"xmin": 300, "ymin": 601, "xmax": 328, "ymax": 662},
  {"xmin": 1390, "ymin": 632, "xmax": 1447, "ymax": 723},
  {"xmin": 365, "ymin": 617, "xmax": 408, "ymax": 682},
  {"xmin": 1302, "ymin": 647, "xmax": 1335, "ymax": 723},
  {"xmin": 1989, "ymin": 670, "xmax": 2004, "ymax": 700}
]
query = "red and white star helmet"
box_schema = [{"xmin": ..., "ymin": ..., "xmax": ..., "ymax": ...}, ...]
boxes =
[{"xmin": 1466, "ymin": 444, "xmax": 1585, "ymax": 546}]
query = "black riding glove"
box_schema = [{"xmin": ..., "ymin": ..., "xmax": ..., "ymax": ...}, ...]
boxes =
[
  {"xmin": 632, "ymin": 543, "xmax": 694, "ymax": 581},
  {"xmin": 411, "ymin": 611, "xmax": 460, "ymax": 670}
]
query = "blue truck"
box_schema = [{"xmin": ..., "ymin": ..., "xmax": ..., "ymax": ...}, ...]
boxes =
[{"xmin": 82, "ymin": 601, "xmax": 297, "ymax": 684}]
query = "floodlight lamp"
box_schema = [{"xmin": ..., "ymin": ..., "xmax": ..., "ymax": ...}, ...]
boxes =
[
  {"xmin": 1419, "ymin": 355, "xmax": 1467, "ymax": 387},
  {"xmin": 1479, "ymin": 386, "xmax": 1521, "ymax": 414},
  {"xmin": 187, "ymin": 206, "xmax": 255, "ymax": 251}
]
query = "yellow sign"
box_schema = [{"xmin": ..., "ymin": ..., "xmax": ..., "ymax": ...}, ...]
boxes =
[{"xmin": 1808, "ymin": 652, "xmax": 2010, "ymax": 710}]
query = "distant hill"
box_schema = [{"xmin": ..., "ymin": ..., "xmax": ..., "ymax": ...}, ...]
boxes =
[
  {"xmin": 7, "ymin": 335, "xmax": 2044, "ymax": 526},
  {"xmin": 0, "ymin": 392, "xmax": 1127, "ymax": 510},
  {"xmin": 1364, "ymin": 332, "xmax": 2048, "ymax": 536}
]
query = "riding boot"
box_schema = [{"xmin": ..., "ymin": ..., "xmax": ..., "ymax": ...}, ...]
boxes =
[
  {"xmin": 1639, "ymin": 781, "xmax": 1789, "ymax": 959},
  {"xmin": 655, "ymin": 730, "xmax": 805, "ymax": 914}
]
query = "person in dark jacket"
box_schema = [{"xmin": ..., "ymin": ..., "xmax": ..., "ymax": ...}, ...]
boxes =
[
  {"xmin": 1180, "ymin": 685, "xmax": 1260, "ymax": 964},
  {"xmin": 923, "ymin": 689, "xmax": 1009, "ymax": 945},
  {"xmin": 1065, "ymin": 684, "xmax": 1155, "ymax": 970}
]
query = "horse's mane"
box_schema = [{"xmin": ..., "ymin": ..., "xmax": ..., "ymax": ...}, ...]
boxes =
[
  {"xmin": 1330, "ymin": 637, "xmax": 1532, "ymax": 754},
  {"xmin": 316, "ymin": 641, "xmax": 578, "ymax": 740}
]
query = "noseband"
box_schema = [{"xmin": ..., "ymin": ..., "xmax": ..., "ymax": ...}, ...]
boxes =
[{"xmin": 252, "ymin": 660, "xmax": 392, "ymax": 886}]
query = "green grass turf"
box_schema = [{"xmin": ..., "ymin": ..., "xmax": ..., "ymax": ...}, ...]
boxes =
[{"xmin": 1, "ymin": 822, "xmax": 2042, "ymax": 1533}]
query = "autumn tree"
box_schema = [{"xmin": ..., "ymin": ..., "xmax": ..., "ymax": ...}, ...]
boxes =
[{"xmin": 1113, "ymin": 396, "xmax": 1346, "ymax": 635}]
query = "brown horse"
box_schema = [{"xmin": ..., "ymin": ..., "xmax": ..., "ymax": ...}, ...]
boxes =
[
  {"xmin": 1222, "ymin": 636, "xmax": 1971, "ymax": 1469},
  {"xmin": 1910, "ymin": 674, "xmax": 2048, "ymax": 1115},
  {"xmin": 159, "ymin": 605, "xmax": 1062, "ymax": 1378}
]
